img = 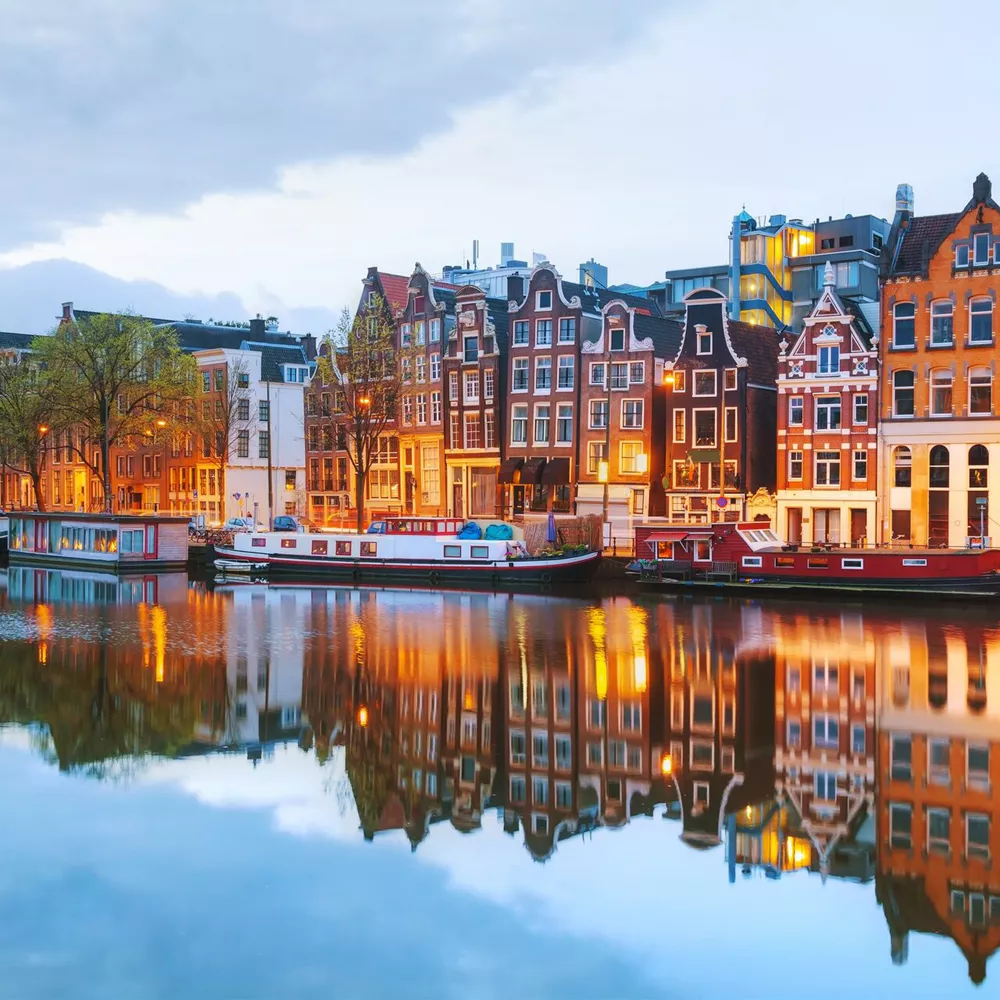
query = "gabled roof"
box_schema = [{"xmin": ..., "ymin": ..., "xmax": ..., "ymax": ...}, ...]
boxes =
[
  {"xmin": 373, "ymin": 272, "xmax": 410, "ymax": 313},
  {"xmin": 243, "ymin": 343, "xmax": 308, "ymax": 383},
  {"xmin": 891, "ymin": 213, "xmax": 962, "ymax": 276},
  {"xmin": 728, "ymin": 321, "xmax": 779, "ymax": 386},
  {"xmin": 632, "ymin": 312, "xmax": 683, "ymax": 358},
  {"xmin": 0, "ymin": 331, "xmax": 35, "ymax": 351}
]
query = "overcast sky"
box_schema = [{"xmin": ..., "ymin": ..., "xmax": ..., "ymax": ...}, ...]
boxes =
[{"xmin": 1, "ymin": 1, "xmax": 998, "ymax": 330}]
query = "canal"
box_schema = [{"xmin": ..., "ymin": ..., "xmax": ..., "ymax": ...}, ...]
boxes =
[{"xmin": 0, "ymin": 568, "xmax": 997, "ymax": 998}]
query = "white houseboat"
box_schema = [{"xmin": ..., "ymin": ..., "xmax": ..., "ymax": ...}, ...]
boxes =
[
  {"xmin": 214, "ymin": 517, "xmax": 600, "ymax": 587},
  {"xmin": 7, "ymin": 512, "xmax": 190, "ymax": 573}
]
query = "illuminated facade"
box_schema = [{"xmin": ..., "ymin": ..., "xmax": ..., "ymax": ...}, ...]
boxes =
[{"xmin": 879, "ymin": 174, "xmax": 1000, "ymax": 547}]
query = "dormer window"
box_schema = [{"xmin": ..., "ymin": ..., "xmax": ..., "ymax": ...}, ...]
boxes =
[
  {"xmin": 956, "ymin": 245, "xmax": 970, "ymax": 267},
  {"xmin": 367, "ymin": 290, "xmax": 377, "ymax": 306},
  {"xmin": 401, "ymin": 323, "xmax": 411, "ymax": 346},
  {"xmin": 536, "ymin": 290, "xmax": 552, "ymax": 310},
  {"xmin": 696, "ymin": 329, "xmax": 712, "ymax": 355},
  {"xmin": 817, "ymin": 345, "xmax": 840, "ymax": 376},
  {"xmin": 414, "ymin": 295, "xmax": 425, "ymax": 314},
  {"xmin": 974, "ymin": 233, "xmax": 990, "ymax": 266},
  {"xmin": 610, "ymin": 327, "xmax": 625, "ymax": 352}
]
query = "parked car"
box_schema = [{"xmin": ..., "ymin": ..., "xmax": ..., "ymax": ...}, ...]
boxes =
[
  {"xmin": 223, "ymin": 517, "xmax": 258, "ymax": 532},
  {"xmin": 272, "ymin": 515, "xmax": 300, "ymax": 532}
]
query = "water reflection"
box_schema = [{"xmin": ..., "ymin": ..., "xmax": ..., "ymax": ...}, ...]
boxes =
[{"xmin": 2, "ymin": 569, "xmax": 999, "ymax": 989}]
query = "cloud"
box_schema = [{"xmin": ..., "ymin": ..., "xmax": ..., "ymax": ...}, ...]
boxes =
[{"xmin": 0, "ymin": 0, "xmax": 664, "ymax": 247}]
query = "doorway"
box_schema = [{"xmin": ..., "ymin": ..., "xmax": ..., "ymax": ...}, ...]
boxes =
[
  {"xmin": 452, "ymin": 482, "xmax": 464, "ymax": 519},
  {"xmin": 813, "ymin": 508, "xmax": 841, "ymax": 545},
  {"xmin": 850, "ymin": 509, "xmax": 867, "ymax": 547},
  {"xmin": 786, "ymin": 507, "xmax": 802, "ymax": 545}
]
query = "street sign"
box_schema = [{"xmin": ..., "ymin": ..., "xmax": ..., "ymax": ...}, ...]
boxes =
[
  {"xmin": 193, "ymin": 490, "xmax": 199, "ymax": 498},
  {"xmin": 977, "ymin": 497, "xmax": 989, "ymax": 505},
  {"xmin": 716, "ymin": 496, "xmax": 728, "ymax": 508}
]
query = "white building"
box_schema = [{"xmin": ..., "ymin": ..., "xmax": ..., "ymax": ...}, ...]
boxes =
[{"xmin": 193, "ymin": 342, "xmax": 309, "ymax": 525}]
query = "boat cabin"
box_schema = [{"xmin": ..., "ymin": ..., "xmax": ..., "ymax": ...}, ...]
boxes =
[
  {"xmin": 367, "ymin": 517, "xmax": 467, "ymax": 536},
  {"xmin": 7, "ymin": 512, "xmax": 190, "ymax": 573}
]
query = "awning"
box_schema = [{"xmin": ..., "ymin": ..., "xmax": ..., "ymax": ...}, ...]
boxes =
[
  {"xmin": 689, "ymin": 449, "xmax": 720, "ymax": 463},
  {"xmin": 645, "ymin": 531, "xmax": 693, "ymax": 544},
  {"xmin": 541, "ymin": 457, "xmax": 570, "ymax": 485},
  {"xmin": 521, "ymin": 457, "xmax": 546, "ymax": 485},
  {"xmin": 498, "ymin": 457, "xmax": 523, "ymax": 484}
]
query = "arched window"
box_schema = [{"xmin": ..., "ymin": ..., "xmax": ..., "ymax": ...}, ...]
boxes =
[
  {"xmin": 969, "ymin": 445, "xmax": 989, "ymax": 485},
  {"xmin": 892, "ymin": 369, "xmax": 915, "ymax": 416},
  {"xmin": 893, "ymin": 302, "xmax": 915, "ymax": 348},
  {"xmin": 969, "ymin": 366, "xmax": 993, "ymax": 415},
  {"xmin": 969, "ymin": 446, "xmax": 989, "ymax": 537},
  {"xmin": 970, "ymin": 298, "xmax": 993, "ymax": 345},
  {"xmin": 893, "ymin": 446, "xmax": 912, "ymax": 487},
  {"xmin": 930, "ymin": 368, "xmax": 953, "ymax": 416},
  {"xmin": 930, "ymin": 300, "xmax": 954, "ymax": 346},
  {"xmin": 929, "ymin": 445, "xmax": 950, "ymax": 487}
]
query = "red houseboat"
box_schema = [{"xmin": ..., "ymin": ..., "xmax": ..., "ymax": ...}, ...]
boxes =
[{"xmin": 630, "ymin": 522, "xmax": 1000, "ymax": 598}]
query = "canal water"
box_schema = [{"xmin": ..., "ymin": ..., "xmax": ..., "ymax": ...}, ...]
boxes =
[{"xmin": 1, "ymin": 568, "xmax": 997, "ymax": 999}]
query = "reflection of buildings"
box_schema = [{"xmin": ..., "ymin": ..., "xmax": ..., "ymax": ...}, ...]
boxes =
[
  {"xmin": 876, "ymin": 618, "xmax": 1000, "ymax": 987},
  {"xmin": 659, "ymin": 602, "xmax": 775, "ymax": 851},
  {"xmin": 732, "ymin": 612, "xmax": 876, "ymax": 882}
]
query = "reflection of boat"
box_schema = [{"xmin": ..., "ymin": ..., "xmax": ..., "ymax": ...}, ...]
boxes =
[
  {"xmin": 0, "ymin": 514, "xmax": 7, "ymax": 560},
  {"xmin": 630, "ymin": 522, "xmax": 1000, "ymax": 597},
  {"xmin": 214, "ymin": 558, "xmax": 268, "ymax": 578},
  {"xmin": 214, "ymin": 517, "xmax": 600, "ymax": 587}
]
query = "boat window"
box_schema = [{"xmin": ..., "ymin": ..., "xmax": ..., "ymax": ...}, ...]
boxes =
[
  {"xmin": 841, "ymin": 558, "xmax": 864, "ymax": 570},
  {"xmin": 360, "ymin": 541, "xmax": 377, "ymax": 557},
  {"xmin": 742, "ymin": 556, "xmax": 762, "ymax": 568},
  {"xmin": 902, "ymin": 558, "xmax": 927, "ymax": 567},
  {"xmin": 252, "ymin": 537, "xmax": 267, "ymax": 548},
  {"xmin": 311, "ymin": 540, "xmax": 328, "ymax": 555},
  {"xmin": 444, "ymin": 544, "xmax": 462, "ymax": 558},
  {"xmin": 280, "ymin": 539, "xmax": 296, "ymax": 549},
  {"xmin": 807, "ymin": 557, "xmax": 828, "ymax": 569},
  {"xmin": 774, "ymin": 556, "xmax": 795, "ymax": 568},
  {"xmin": 336, "ymin": 541, "xmax": 352, "ymax": 555},
  {"xmin": 471, "ymin": 545, "xmax": 490, "ymax": 559}
]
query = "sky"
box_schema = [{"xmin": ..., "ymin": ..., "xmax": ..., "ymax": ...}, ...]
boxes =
[{"xmin": 0, "ymin": 1, "xmax": 998, "ymax": 335}]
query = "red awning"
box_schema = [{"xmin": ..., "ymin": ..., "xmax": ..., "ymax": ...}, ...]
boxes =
[{"xmin": 645, "ymin": 531, "xmax": 693, "ymax": 544}]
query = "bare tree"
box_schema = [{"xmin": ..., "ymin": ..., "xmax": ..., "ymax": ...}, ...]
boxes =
[
  {"xmin": 317, "ymin": 297, "xmax": 405, "ymax": 533},
  {"xmin": 196, "ymin": 355, "xmax": 254, "ymax": 523}
]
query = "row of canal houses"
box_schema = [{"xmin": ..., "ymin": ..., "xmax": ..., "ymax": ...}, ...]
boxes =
[{"xmin": 307, "ymin": 172, "xmax": 1000, "ymax": 547}]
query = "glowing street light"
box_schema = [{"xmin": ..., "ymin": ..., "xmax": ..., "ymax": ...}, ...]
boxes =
[
  {"xmin": 660, "ymin": 753, "xmax": 673, "ymax": 776},
  {"xmin": 597, "ymin": 460, "xmax": 609, "ymax": 484},
  {"xmin": 37, "ymin": 424, "xmax": 49, "ymax": 436},
  {"xmin": 663, "ymin": 372, "xmax": 675, "ymax": 387},
  {"xmin": 357, "ymin": 705, "xmax": 369, "ymax": 728}
]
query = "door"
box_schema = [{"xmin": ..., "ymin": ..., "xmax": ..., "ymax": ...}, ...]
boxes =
[
  {"xmin": 453, "ymin": 483, "xmax": 464, "ymax": 519},
  {"xmin": 786, "ymin": 507, "xmax": 802, "ymax": 545},
  {"xmin": 693, "ymin": 539, "xmax": 712, "ymax": 563},
  {"xmin": 512, "ymin": 486, "xmax": 525, "ymax": 517},
  {"xmin": 813, "ymin": 509, "xmax": 840, "ymax": 545},
  {"xmin": 850, "ymin": 509, "xmax": 867, "ymax": 547},
  {"xmin": 144, "ymin": 524, "xmax": 158, "ymax": 560}
]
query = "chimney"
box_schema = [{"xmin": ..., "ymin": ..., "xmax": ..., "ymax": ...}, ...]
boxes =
[
  {"xmin": 507, "ymin": 272, "xmax": 525, "ymax": 305},
  {"xmin": 249, "ymin": 316, "xmax": 266, "ymax": 339},
  {"xmin": 895, "ymin": 184, "xmax": 914, "ymax": 216},
  {"xmin": 60, "ymin": 301, "xmax": 73, "ymax": 322}
]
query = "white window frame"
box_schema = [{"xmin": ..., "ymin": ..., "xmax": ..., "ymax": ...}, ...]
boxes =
[
  {"xmin": 893, "ymin": 302, "xmax": 916, "ymax": 349},
  {"xmin": 510, "ymin": 357, "xmax": 528, "ymax": 393},
  {"xmin": 815, "ymin": 395, "xmax": 841, "ymax": 430},
  {"xmin": 589, "ymin": 398, "xmax": 608, "ymax": 430},
  {"xmin": 629, "ymin": 361, "xmax": 645, "ymax": 385},
  {"xmin": 619, "ymin": 440, "xmax": 643, "ymax": 475},
  {"xmin": 814, "ymin": 450, "xmax": 841, "ymax": 487},
  {"xmin": 724, "ymin": 367, "xmax": 737, "ymax": 391},
  {"xmin": 930, "ymin": 300, "xmax": 954, "ymax": 346},
  {"xmin": 817, "ymin": 345, "xmax": 840, "ymax": 376},
  {"xmin": 692, "ymin": 408, "xmax": 717, "ymax": 448},
  {"xmin": 852, "ymin": 393, "xmax": 868, "ymax": 425},
  {"xmin": 555, "ymin": 403, "xmax": 573, "ymax": 445},
  {"xmin": 673, "ymin": 409, "xmax": 686, "ymax": 444},
  {"xmin": 534, "ymin": 356, "xmax": 552, "ymax": 392},
  {"xmin": 556, "ymin": 355, "xmax": 575, "ymax": 390},
  {"xmin": 970, "ymin": 298, "xmax": 994, "ymax": 345},
  {"xmin": 621, "ymin": 398, "xmax": 644, "ymax": 430},
  {"xmin": 724, "ymin": 406, "xmax": 738, "ymax": 443},
  {"xmin": 974, "ymin": 232, "xmax": 990, "ymax": 266},
  {"xmin": 558, "ymin": 317, "xmax": 576, "ymax": 344},
  {"xmin": 789, "ymin": 396, "xmax": 804, "ymax": 426},
  {"xmin": 512, "ymin": 320, "xmax": 529, "ymax": 346},
  {"xmin": 535, "ymin": 290, "xmax": 553, "ymax": 311},
  {"xmin": 969, "ymin": 367, "xmax": 993, "ymax": 416},
  {"xmin": 788, "ymin": 450, "xmax": 803, "ymax": 480},
  {"xmin": 589, "ymin": 362, "xmax": 605, "ymax": 387},
  {"xmin": 696, "ymin": 330, "xmax": 712, "ymax": 355},
  {"xmin": 532, "ymin": 403, "xmax": 550, "ymax": 445},
  {"xmin": 510, "ymin": 404, "xmax": 528, "ymax": 446},
  {"xmin": 693, "ymin": 370, "xmax": 717, "ymax": 397},
  {"xmin": 852, "ymin": 449, "xmax": 867, "ymax": 481}
]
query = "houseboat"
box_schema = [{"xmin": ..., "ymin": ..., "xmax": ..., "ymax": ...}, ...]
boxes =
[
  {"xmin": 6, "ymin": 512, "xmax": 191, "ymax": 574},
  {"xmin": 629, "ymin": 522, "xmax": 1000, "ymax": 598},
  {"xmin": 214, "ymin": 517, "xmax": 600, "ymax": 587},
  {"xmin": 0, "ymin": 513, "xmax": 8, "ymax": 559}
]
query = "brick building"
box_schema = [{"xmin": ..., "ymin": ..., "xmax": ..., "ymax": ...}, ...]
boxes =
[
  {"xmin": 880, "ymin": 175, "xmax": 1000, "ymax": 546},
  {"xmin": 662, "ymin": 288, "xmax": 778, "ymax": 525},
  {"xmin": 775, "ymin": 263, "xmax": 879, "ymax": 546}
]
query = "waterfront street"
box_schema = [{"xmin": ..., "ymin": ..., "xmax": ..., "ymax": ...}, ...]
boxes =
[{"xmin": 1, "ymin": 570, "xmax": 997, "ymax": 998}]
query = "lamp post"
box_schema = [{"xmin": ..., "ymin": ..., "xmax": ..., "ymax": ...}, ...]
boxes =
[
  {"xmin": 600, "ymin": 361, "xmax": 613, "ymax": 548},
  {"xmin": 355, "ymin": 394, "xmax": 371, "ymax": 533}
]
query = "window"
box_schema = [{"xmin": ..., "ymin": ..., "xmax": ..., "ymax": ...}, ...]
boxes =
[
  {"xmin": 429, "ymin": 318, "xmax": 441, "ymax": 342},
  {"xmin": 630, "ymin": 361, "xmax": 645, "ymax": 385},
  {"xmin": 813, "ymin": 662, "xmax": 838, "ymax": 695},
  {"xmin": 589, "ymin": 362, "xmax": 605, "ymax": 387},
  {"xmin": 512, "ymin": 357, "xmax": 528, "ymax": 391},
  {"xmin": 724, "ymin": 407, "xmax": 737, "ymax": 442},
  {"xmin": 787, "ymin": 719, "xmax": 801, "ymax": 747},
  {"xmin": 622, "ymin": 399, "xmax": 644, "ymax": 429},
  {"xmin": 969, "ymin": 444, "xmax": 988, "ymax": 488},
  {"xmin": 587, "ymin": 441, "xmax": 606, "ymax": 474},
  {"xmin": 464, "ymin": 413, "xmax": 481, "ymax": 449},
  {"xmin": 974, "ymin": 232, "xmax": 991, "ymax": 265},
  {"xmin": 928, "ymin": 739, "xmax": 950, "ymax": 784},
  {"xmin": 620, "ymin": 441, "xmax": 642, "ymax": 474},
  {"xmin": 814, "ymin": 714, "xmax": 839, "ymax": 748},
  {"xmin": 967, "ymin": 814, "xmax": 990, "ymax": 860},
  {"xmin": 892, "ymin": 446, "xmax": 911, "ymax": 487},
  {"xmin": 610, "ymin": 327, "xmax": 625, "ymax": 352},
  {"xmin": 788, "ymin": 450, "xmax": 803, "ymax": 480},
  {"xmin": 968, "ymin": 744, "xmax": 990, "ymax": 788},
  {"xmin": 589, "ymin": 399, "xmax": 608, "ymax": 429},
  {"xmin": 431, "ymin": 391, "xmax": 442, "ymax": 424},
  {"xmin": 893, "ymin": 302, "xmax": 915, "ymax": 348},
  {"xmin": 258, "ymin": 431, "xmax": 270, "ymax": 459},
  {"xmin": 535, "ymin": 319, "xmax": 553, "ymax": 346},
  {"xmin": 673, "ymin": 410, "xmax": 686, "ymax": 443},
  {"xmin": 930, "ymin": 300, "xmax": 954, "ymax": 346},
  {"xmin": 889, "ymin": 802, "xmax": 912, "ymax": 848},
  {"xmin": 817, "ymin": 345, "xmax": 839, "ymax": 375},
  {"xmin": 416, "ymin": 393, "xmax": 427, "ymax": 424},
  {"xmin": 929, "ymin": 445, "xmax": 949, "ymax": 487},
  {"xmin": 890, "ymin": 734, "xmax": 912, "ymax": 780},
  {"xmin": 533, "ymin": 404, "xmax": 550, "ymax": 444},
  {"xmin": 693, "ymin": 370, "xmax": 716, "ymax": 396},
  {"xmin": 512, "ymin": 321, "xmax": 528, "ymax": 346},
  {"xmin": 536, "ymin": 290, "xmax": 552, "ymax": 310},
  {"xmin": 930, "ymin": 369, "xmax": 953, "ymax": 415},
  {"xmin": 789, "ymin": 396, "xmax": 804, "ymax": 426},
  {"xmin": 610, "ymin": 363, "xmax": 628, "ymax": 389},
  {"xmin": 815, "ymin": 397, "xmax": 841, "ymax": 430},
  {"xmin": 535, "ymin": 357, "xmax": 552, "ymax": 391},
  {"xmin": 815, "ymin": 772, "xmax": 837, "ymax": 802},
  {"xmin": 724, "ymin": 368, "xmax": 737, "ymax": 391},
  {"xmin": 694, "ymin": 410, "xmax": 716, "ymax": 447},
  {"xmin": 510, "ymin": 731, "xmax": 526, "ymax": 764},
  {"xmin": 448, "ymin": 371, "xmax": 459, "ymax": 402},
  {"xmin": 892, "ymin": 370, "xmax": 915, "ymax": 416},
  {"xmin": 464, "ymin": 371, "xmax": 479, "ymax": 402},
  {"xmin": 851, "ymin": 724, "xmax": 865, "ymax": 754},
  {"xmin": 670, "ymin": 370, "xmax": 685, "ymax": 392},
  {"xmin": 532, "ymin": 732, "xmax": 549, "ymax": 767},
  {"xmin": 557, "ymin": 356, "xmax": 574, "ymax": 389},
  {"xmin": 511, "ymin": 404, "xmax": 528, "ymax": 444},
  {"xmin": 970, "ymin": 298, "xmax": 993, "ymax": 344},
  {"xmin": 556, "ymin": 404, "xmax": 573, "ymax": 444},
  {"xmin": 697, "ymin": 329, "xmax": 712, "ymax": 354},
  {"xmin": 237, "ymin": 429, "xmax": 249, "ymax": 458},
  {"xmin": 956, "ymin": 244, "xmax": 971, "ymax": 267},
  {"xmin": 970, "ymin": 367, "xmax": 992, "ymax": 415},
  {"xmin": 484, "ymin": 368, "xmax": 495, "ymax": 400},
  {"xmin": 558, "ymin": 317, "xmax": 576, "ymax": 343},
  {"xmin": 555, "ymin": 686, "xmax": 571, "ymax": 722}
]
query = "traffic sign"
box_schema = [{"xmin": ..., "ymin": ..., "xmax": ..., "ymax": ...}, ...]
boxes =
[
  {"xmin": 716, "ymin": 496, "xmax": 728, "ymax": 508},
  {"xmin": 977, "ymin": 497, "xmax": 988, "ymax": 505}
]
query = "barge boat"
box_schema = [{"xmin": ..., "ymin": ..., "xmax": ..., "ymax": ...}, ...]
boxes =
[{"xmin": 214, "ymin": 517, "xmax": 600, "ymax": 587}]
